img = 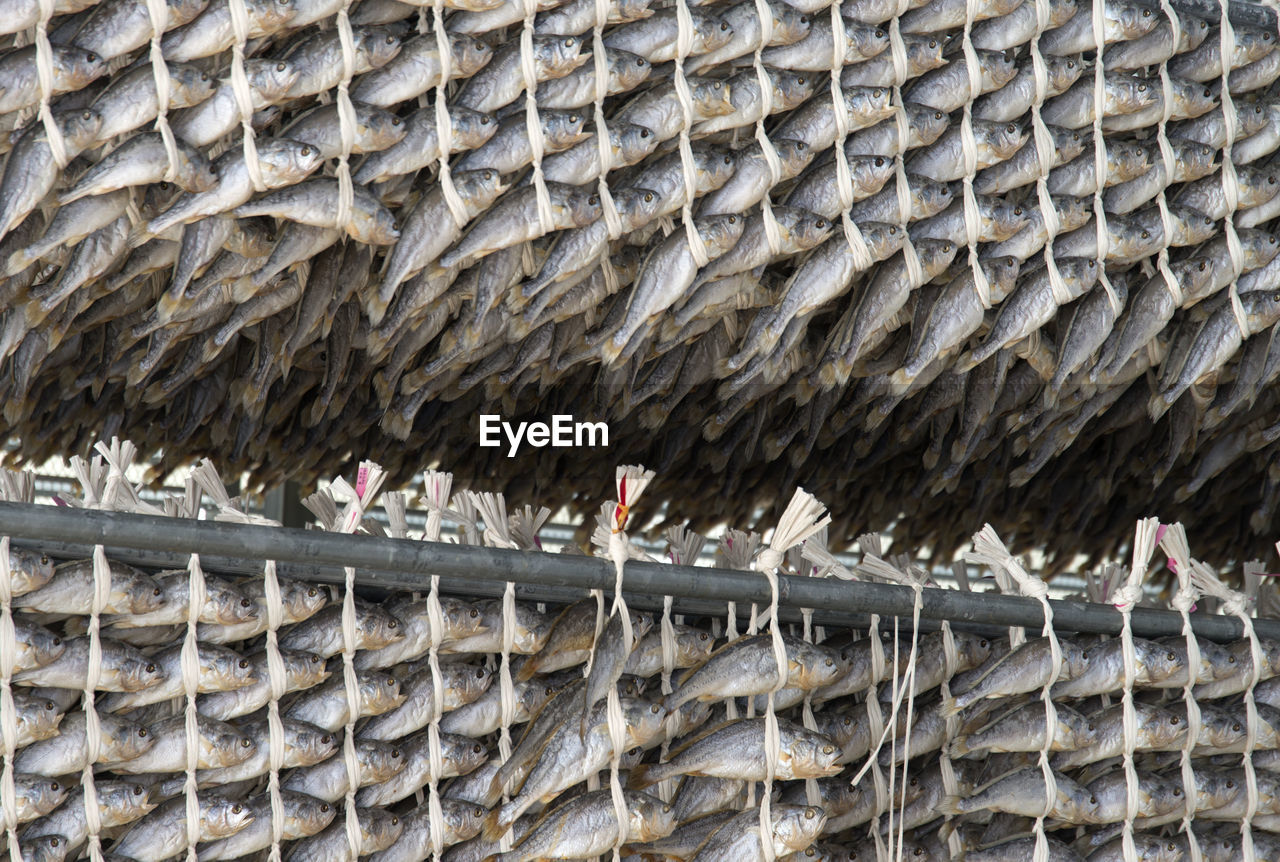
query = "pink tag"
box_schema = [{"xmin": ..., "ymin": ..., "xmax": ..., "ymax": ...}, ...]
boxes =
[
  {"xmin": 52, "ymin": 495, "xmax": 67, "ymax": 508},
  {"xmin": 1154, "ymin": 524, "xmax": 1168, "ymax": 545},
  {"xmin": 356, "ymin": 465, "xmax": 369, "ymax": 499}
]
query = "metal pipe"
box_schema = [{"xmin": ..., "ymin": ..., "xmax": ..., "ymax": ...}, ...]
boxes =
[{"xmin": 0, "ymin": 502, "xmax": 1275, "ymax": 642}]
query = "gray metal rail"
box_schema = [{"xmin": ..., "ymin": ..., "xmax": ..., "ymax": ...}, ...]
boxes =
[{"xmin": 0, "ymin": 502, "xmax": 1275, "ymax": 642}]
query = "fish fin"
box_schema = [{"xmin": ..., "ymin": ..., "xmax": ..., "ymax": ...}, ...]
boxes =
[
  {"xmin": 126, "ymin": 223, "xmax": 154, "ymax": 249},
  {"xmin": 513, "ymin": 659, "xmax": 538, "ymax": 683},
  {"xmin": 3, "ymin": 249, "xmax": 29, "ymax": 277},
  {"xmin": 628, "ymin": 762, "xmax": 657, "ymax": 789}
]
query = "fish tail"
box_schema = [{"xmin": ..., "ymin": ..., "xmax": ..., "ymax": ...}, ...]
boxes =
[
  {"xmin": 940, "ymin": 694, "xmax": 963, "ymax": 717},
  {"xmin": 126, "ymin": 222, "xmax": 154, "ymax": 249},
  {"xmin": 4, "ymin": 249, "xmax": 29, "ymax": 277},
  {"xmin": 938, "ymin": 795, "xmax": 963, "ymax": 817},
  {"xmin": 949, "ymin": 736, "xmax": 971, "ymax": 758},
  {"xmin": 628, "ymin": 762, "xmax": 658, "ymax": 789},
  {"xmin": 481, "ymin": 804, "xmax": 514, "ymax": 841},
  {"xmin": 513, "ymin": 659, "xmax": 537, "ymax": 683}
]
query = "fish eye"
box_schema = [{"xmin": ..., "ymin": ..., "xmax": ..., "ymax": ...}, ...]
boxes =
[
  {"xmin": 720, "ymin": 20, "xmax": 728, "ymax": 29},
  {"xmin": 387, "ymin": 677, "xmax": 396, "ymax": 685},
  {"xmin": 1228, "ymin": 779, "xmax": 1236, "ymax": 787},
  {"xmin": 1167, "ymin": 843, "xmax": 1177, "ymax": 852},
  {"xmin": 796, "ymin": 76, "xmax": 805, "ymax": 85},
  {"xmin": 644, "ymin": 192, "xmax": 654, "ymax": 202},
  {"xmin": 392, "ymin": 749, "xmax": 401, "ymax": 758},
  {"xmin": 49, "ymin": 781, "xmax": 59, "ymax": 791},
  {"xmin": 391, "ymin": 817, "xmax": 399, "ymax": 825},
  {"xmin": 1169, "ymin": 715, "xmax": 1180, "ymax": 724},
  {"xmin": 1087, "ymin": 722, "xmax": 1095, "ymax": 731},
  {"xmin": 1168, "ymin": 651, "xmax": 1176, "ymax": 660},
  {"xmin": 476, "ymin": 668, "xmax": 485, "ymax": 679},
  {"xmin": 824, "ymin": 658, "xmax": 833, "ymax": 666},
  {"xmin": 312, "ymin": 655, "xmax": 322, "ymax": 663},
  {"xmin": 636, "ymin": 57, "xmax": 645, "ymax": 66},
  {"xmin": 816, "ymin": 219, "xmax": 826, "ymax": 228},
  {"xmin": 564, "ymin": 37, "xmax": 575, "ymax": 47},
  {"xmin": 1089, "ymin": 795, "xmax": 1097, "ymax": 804},
  {"xmin": 874, "ymin": 156, "xmax": 884, "ymax": 166},
  {"xmin": 138, "ymin": 729, "xmax": 147, "ymax": 737},
  {"xmin": 474, "ymin": 807, "xmax": 483, "ymax": 817},
  {"xmin": 913, "ymin": 850, "xmax": 924, "ymax": 857},
  {"xmin": 48, "ymin": 839, "xmax": 58, "ymax": 847},
  {"xmin": 588, "ymin": 194, "xmax": 599, "ymax": 205},
  {"xmin": 1006, "ymin": 123, "xmax": 1017, "ymax": 134},
  {"xmin": 1088, "ymin": 260, "xmax": 1096, "ymax": 268},
  {"xmin": 909, "ymin": 776, "xmax": 918, "ymax": 787},
  {"xmin": 873, "ymin": 89, "xmax": 882, "ymax": 98},
  {"xmin": 81, "ymin": 110, "xmax": 92, "ymax": 120},
  {"xmin": 1014, "ymin": 207, "xmax": 1022, "ymax": 216},
  {"xmin": 727, "ymin": 215, "xmax": 736, "ymax": 223},
  {"xmin": 1141, "ymin": 230, "xmax": 1150, "ymax": 239},
  {"xmin": 242, "ymin": 737, "xmax": 253, "ymax": 747},
  {"xmin": 822, "ymin": 744, "xmax": 834, "ymax": 754},
  {"xmin": 805, "ymin": 807, "xmax": 817, "ymax": 819},
  {"xmin": 308, "ymin": 588, "xmax": 318, "ymax": 597},
  {"xmin": 52, "ymin": 637, "xmax": 61, "ymax": 646},
  {"xmin": 146, "ymin": 663, "xmax": 156, "ymax": 673},
  {"xmin": 889, "ymin": 225, "xmax": 897, "ymax": 233},
  {"xmin": 321, "ymin": 803, "xmax": 330, "ymax": 812},
  {"xmin": 241, "ymin": 598, "xmax": 253, "ymax": 607},
  {"xmin": 934, "ymin": 111, "xmax": 943, "ymax": 120},
  {"xmin": 1137, "ymin": 83, "xmax": 1147, "ymax": 91},
  {"xmin": 929, "ymin": 39, "xmax": 936, "ymax": 47},
  {"xmin": 153, "ymin": 588, "xmax": 162, "ymax": 596},
  {"xmin": 321, "ymin": 734, "xmax": 331, "ymax": 744},
  {"xmin": 1199, "ymin": 261, "xmax": 1207, "ymax": 271},
  {"xmin": 651, "ymin": 704, "xmax": 661, "ymax": 713},
  {"xmin": 391, "ymin": 116, "xmax": 401, "ymax": 126},
  {"xmin": 277, "ymin": 62, "xmax": 287, "ymax": 71},
  {"xmin": 473, "ymin": 743, "xmax": 484, "ymax": 753},
  {"xmin": 1234, "ymin": 722, "xmax": 1242, "ymax": 731},
  {"xmin": 239, "ymin": 659, "xmax": 249, "ymax": 668},
  {"xmin": 1230, "ymin": 655, "xmax": 1237, "ymax": 663},
  {"xmin": 40, "ymin": 555, "xmax": 48, "ymax": 565},
  {"xmin": 232, "ymin": 804, "xmax": 243, "ymax": 814},
  {"xmin": 387, "ymin": 619, "xmax": 397, "ymax": 628},
  {"xmin": 300, "ymin": 146, "xmax": 312, "ymax": 156},
  {"xmin": 45, "ymin": 702, "xmax": 54, "ymax": 711},
  {"xmin": 384, "ymin": 34, "xmax": 395, "ymax": 43},
  {"xmin": 480, "ymin": 117, "xmax": 490, "ymax": 125},
  {"xmin": 1142, "ymin": 7, "xmax": 1150, "ymax": 13},
  {"xmin": 713, "ymin": 82, "xmax": 722, "ymax": 89},
  {"xmin": 1173, "ymin": 787, "xmax": 1183, "ymax": 796},
  {"xmin": 570, "ymin": 114, "xmax": 580, "ymax": 124},
  {"xmin": 724, "ymin": 156, "xmax": 732, "ymax": 165},
  {"xmin": 640, "ymin": 128, "xmax": 651, "ymax": 138},
  {"xmin": 133, "ymin": 786, "xmax": 143, "ymax": 795}
]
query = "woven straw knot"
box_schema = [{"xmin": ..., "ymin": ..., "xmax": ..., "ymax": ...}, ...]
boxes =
[
  {"xmin": 1111, "ymin": 584, "xmax": 1144, "ymax": 612},
  {"xmin": 1171, "ymin": 589, "xmax": 1198, "ymax": 614},
  {"xmin": 1020, "ymin": 579, "xmax": 1050, "ymax": 600},
  {"xmin": 757, "ymin": 548, "xmax": 786, "ymax": 572},
  {"xmin": 1222, "ymin": 595, "xmax": 1251, "ymax": 618}
]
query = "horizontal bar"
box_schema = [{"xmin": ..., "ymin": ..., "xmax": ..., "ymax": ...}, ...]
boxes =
[{"xmin": 0, "ymin": 502, "xmax": 1275, "ymax": 642}]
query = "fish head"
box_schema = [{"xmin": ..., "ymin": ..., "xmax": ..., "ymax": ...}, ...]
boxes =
[
  {"xmin": 21, "ymin": 697, "xmax": 62, "ymax": 738},
  {"xmin": 769, "ymin": 1, "xmax": 810, "ymax": 44},
  {"xmin": 23, "ymin": 622, "xmax": 64, "ymax": 666},
  {"xmin": 353, "ymin": 200, "xmax": 400, "ymax": 245},
  {"xmin": 817, "ymin": 711, "xmax": 860, "ymax": 748},
  {"xmin": 119, "ymin": 652, "xmax": 166, "ymax": 692},
  {"xmin": 451, "ymin": 33, "xmax": 494, "ymax": 76},
  {"xmin": 692, "ymin": 10, "xmax": 735, "ymax": 53},
  {"xmin": 675, "ymin": 625, "xmax": 714, "ymax": 664},
  {"xmin": 60, "ymin": 106, "xmax": 103, "ymax": 149},
  {"xmin": 1171, "ymin": 81, "xmax": 1216, "ymax": 120},
  {"xmin": 260, "ymin": 140, "xmax": 326, "ymax": 186},
  {"xmin": 847, "ymin": 85, "xmax": 894, "ymax": 124},
  {"xmin": 772, "ymin": 137, "xmax": 813, "ymax": 178},
  {"xmin": 1138, "ymin": 640, "xmax": 1185, "ymax": 685},
  {"xmin": 358, "ymin": 605, "xmax": 405, "ymax": 650},
  {"xmin": 361, "ymin": 671, "xmax": 405, "ymax": 712},
  {"xmin": 248, "ymin": 58, "xmax": 301, "ymax": 102},
  {"xmin": 910, "ymin": 176, "xmax": 953, "ymax": 218},
  {"xmin": 1238, "ymin": 101, "xmax": 1272, "ymax": 138},
  {"xmin": 668, "ymin": 698, "xmax": 712, "ymax": 738},
  {"xmin": 173, "ymin": 143, "xmax": 218, "ymax": 194},
  {"xmin": 18, "ymin": 776, "xmax": 66, "ymax": 815},
  {"xmin": 564, "ymin": 189, "xmax": 603, "ymax": 228},
  {"xmin": 358, "ymin": 106, "xmax": 408, "ymax": 151},
  {"xmin": 204, "ymin": 581, "xmax": 259, "ymax": 625},
  {"xmin": 358, "ymin": 27, "xmax": 404, "ymax": 69},
  {"xmin": 694, "ymin": 145, "xmax": 737, "ymax": 190},
  {"xmin": 775, "ymin": 72, "xmax": 817, "ymax": 110},
  {"xmin": 983, "ymin": 48, "xmax": 1019, "ymax": 88},
  {"xmin": 357, "ymin": 739, "xmax": 408, "ymax": 782},
  {"xmin": 630, "ymin": 612, "xmax": 655, "ymax": 643},
  {"xmin": 623, "ymin": 698, "xmax": 667, "ymax": 747},
  {"xmin": 111, "ymin": 565, "xmax": 166, "ymax": 614},
  {"xmin": 987, "ymin": 199, "xmax": 1029, "ymax": 242},
  {"xmin": 452, "ymin": 108, "xmax": 499, "ymax": 150},
  {"xmin": 98, "ymin": 780, "xmax": 160, "ymax": 826},
  {"xmin": 442, "ymin": 799, "xmax": 487, "ymax": 841},
  {"xmin": 204, "ymin": 797, "xmax": 256, "ymax": 839},
  {"xmin": 698, "ymin": 212, "xmax": 747, "ymax": 256},
  {"xmin": 848, "ymin": 24, "xmax": 888, "ymax": 60},
  {"xmin": 1113, "ymin": 0, "xmax": 1156, "ymax": 38},
  {"xmin": 1197, "ymin": 769, "xmax": 1242, "ymax": 809},
  {"xmin": 848, "ymin": 154, "xmax": 894, "ymax": 194},
  {"xmin": 457, "ymin": 736, "xmax": 490, "ymax": 773},
  {"xmin": 797, "ymin": 730, "xmax": 842, "ymax": 777},
  {"xmin": 282, "ymin": 649, "xmax": 330, "ymax": 689},
  {"xmin": 288, "ymin": 722, "xmax": 340, "ymax": 766},
  {"xmin": 1243, "ymin": 287, "xmax": 1280, "ymax": 332},
  {"xmin": 538, "ymin": 34, "xmax": 587, "ymax": 76},
  {"xmin": 861, "ymin": 221, "xmax": 905, "ymax": 259},
  {"xmin": 1048, "ymin": 125, "xmax": 1086, "ymax": 165},
  {"xmin": 1178, "ymin": 11, "xmax": 1211, "ymax": 49},
  {"xmin": 1111, "ymin": 142, "xmax": 1151, "ymax": 182},
  {"xmin": 785, "ymin": 209, "xmax": 835, "ymax": 252},
  {"xmin": 615, "ymin": 186, "xmax": 661, "ymax": 232},
  {"xmin": 255, "ymin": 0, "xmax": 297, "ymax": 28},
  {"xmin": 103, "ymin": 715, "xmax": 156, "ymax": 760},
  {"xmin": 283, "ymin": 792, "xmax": 336, "ymax": 837},
  {"xmin": 359, "ymin": 807, "xmax": 404, "ymax": 851},
  {"xmin": 1172, "ymin": 137, "xmax": 1217, "ymax": 180},
  {"xmin": 1052, "ymin": 194, "xmax": 1093, "ymax": 232},
  {"xmin": 691, "ymin": 77, "xmax": 736, "ymax": 118},
  {"xmin": 1240, "ymin": 228, "xmax": 1280, "ymax": 269},
  {"xmin": 65, "ymin": 46, "xmax": 108, "ymax": 89},
  {"xmin": 1147, "ymin": 775, "xmax": 1186, "ymax": 816},
  {"xmin": 904, "ymin": 34, "xmax": 946, "ymax": 72},
  {"xmin": 1046, "ymin": 55, "xmax": 1084, "ymax": 93},
  {"xmin": 452, "ymin": 662, "xmax": 492, "ymax": 703},
  {"xmin": 454, "ymin": 168, "xmax": 509, "ymax": 216},
  {"xmin": 616, "ymin": 0, "xmax": 654, "ymax": 20},
  {"xmin": 545, "ymin": 110, "xmax": 591, "ymax": 148},
  {"xmin": 8, "ymin": 547, "xmax": 54, "ymax": 595},
  {"xmin": 282, "ymin": 579, "xmax": 330, "ymax": 623},
  {"xmin": 989, "ymin": 119, "xmax": 1028, "ymax": 158},
  {"xmin": 774, "ymin": 805, "xmax": 827, "ymax": 852},
  {"xmin": 208, "ymin": 720, "xmax": 258, "ymax": 765},
  {"xmin": 609, "ymin": 50, "xmax": 653, "ymax": 92},
  {"xmin": 1238, "ymin": 25, "xmax": 1277, "ymax": 62},
  {"xmin": 955, "ymin": 632, "xmax": 994, "ymax": 670},
  {"xmin": 209, "ymin": 645, "xmax": 259, "ymax": 688},
  {"xmin": 1064, "ymin": 707, "xmax": 1099, "ymax": 749},
  {"xmin": 917, "ymin": 238, "xmax": 958, "ymax": 277},
  {"xmin": 629, "ymin": 792, "xmax": 677, "ymax": 841}
]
